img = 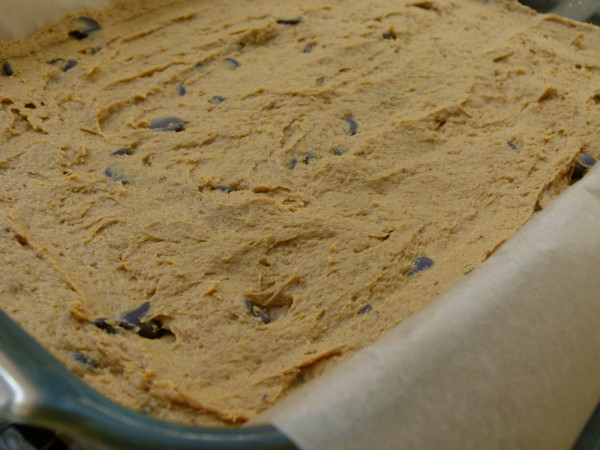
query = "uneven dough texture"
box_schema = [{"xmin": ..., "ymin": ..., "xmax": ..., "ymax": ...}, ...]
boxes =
[{"xmin": 1, "ymin": 0, "xmax": 600, "ymax": 427}]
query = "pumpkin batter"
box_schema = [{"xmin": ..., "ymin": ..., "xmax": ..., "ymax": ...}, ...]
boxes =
[{"xmin": 1, "ymin": 0, "xmax": 599, "ymax": 427}]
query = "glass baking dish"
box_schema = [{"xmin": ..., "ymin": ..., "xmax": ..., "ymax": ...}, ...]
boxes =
[{"xmin": 2, "ymin": 0, "xmax": 600, "ymax": 448}]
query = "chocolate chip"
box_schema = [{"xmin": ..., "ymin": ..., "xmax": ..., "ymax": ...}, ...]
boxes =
[
  {"xmin": 382, "ymin": 31, "xmax": 396, "ymax": 40},
  {"xmin": 344, "ymin": 118, "xmax": 358, "ymax": 136},
  {"xmin": 137, "ymin": 319, "xmax": 174, "ymax": 340},
  {"xmin": 210, "ymin": 96, "xmax": 226, "ymax": 104},
  {"xmin": 149, "ymin": 116, "xmax": 185, "ymax": 132},
  {"xmin": 102, "ymin": 304, "xmax": 175, "ymax": 340},
  {"xmin": 110, "ymin": 148, "xmax": 133, "ymax": 156},
  {"xmin": 226, "ymin": 58, "xmax": 241, "ymax": 69},
  {"xmin": 303, "ymin": 152, "xmax": 316, "ymax": 164},
  {"xmin": 2, "ymin": 61, "xmax": 13, "ymax": 77},
  {"xmin": 302, "ymin": 43, "xmax": 314, "ymax": 53},
  {"xmin": 49, "ymin": 58, "xmax": 77, "ymax": 72},
  {"xmin": 243, "ymin": 299, "xmax": 254, "ymax": 314},
  {"xmin": 137, "ymin": 322, "xmax": 156, "ymax": 339},
  {"xmin": 215, "ymin": 185, "xmax": 234, "ymax": 193},
  {"xmin": 406, "ymin": 256, "xmax": 434, "ymax": 275},
  {"xmin": 104, "ymin": 167, "xmax": 129, "ymax": 184},
  {"xmin": 332, "ymin": 147, "xmax": 346, "ymax": 155},
  {"xmin": 92, "ymin": 318, "xmax": 117, "ymax": 334},
  {"xmin": 121, "ymin": 302, "xmax": 151, "ymax": 327},
  {"xmin": 117, "ymin": 321, "xmax": 136, "ymax": 331},
  {"xmin": 257, "ymin": 310, "xmax": 271, "ymax": 324},
  {"xmin": 507, "ymin": 141, "xmax": 517, "ymax": 150},
  {"xmin": 196, "ymin": 61, "xmax": 206, "ymax": 69},
  {"xmin": 289, "ymin": 158, "xmax": 298, "ymax": 169},
  {"xmin": 571, "ymin": 153, "xmax": 596, "ymax": 182},
  {"xmin": 68, "ymin": 17, "xmax": 101, "ymax": 40},
  {"xmin": 277, "ymin": 17, "xmax": 302, "ymax": 25},
  {"xmin": 243, "ymin": 299, "xmax": 271, "ymax": 324},
  {"xmin": 73, "ymin": 352, "xmax": 99, "ymax": 368},
  {"xmin": 178, "ymin": 84, "xmax": 186, "ymax": 96},
  {"xmin": 63, "ymin": 60, "xmax": 77, "ymax": 71},
  {"xmin": 358, "ymin": 304, "xmax": 372, "ymax": 315}
]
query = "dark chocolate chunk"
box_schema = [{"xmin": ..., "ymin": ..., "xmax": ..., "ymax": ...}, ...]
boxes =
[
  {"xmin": 49, "ymin": 58, "xmax": 77, "ymax": 72},
  {"xmin": 137, "ymin": 319, "xmax": 174, "ymax": 340},
  {"xmin": 243, "ymin": 299, "xmax": 271, "ymax": 324},
  {"xmin": 63, "ymin": 60, "xmax": 77, "ymax": 71},
  {"xmin": 243, "ymin": 299, "xmax": 255, "ymax": 314},
  {"xmin": 104, "ymin": 167, "xmax": 129, "ymax": 184},
  {"xmin": 121, "ymin": 302, "xmax": 151, "ymax": 326},
  {"xmin": 407, "ymin": 256, "xmax": 434, "ymax": 276},
  {"xmin": 226, "ymin": 58, "xmax": 241, "ymax": 69},
  {"xmin": 73, "ymin": 352, "xmax": 99, "ymax": 368},
  {"xmin": 507, "ymin": 141, "xmax": 517, "ymax": 150},
  {"xmin": 358, "ymin": 304, "xmax": 373, "ymax": 315},
  {"xmin": 289, "ymin": 158, "xmax": 298, "ymax": 169},
  {"xmin": 2, "ymin": 61, "xmax": 13, "ymax": 77},
  {"xmin": 344, "ymin": 117, "xmax": 358, "ymax": 136},
  {"xmin": 302, "ymin": 43, "xmax": 314, "ymax": 53},
  {"xmin": 215, "ymin": 185, "xmax": 234, "ymax": 193},
  {"xmin": 196, "ymin": 61, "xmax": 206, "ymax": 69},
  {"xmin": 178, "ymin": 84, "xmax": 186, "ymax": 96},
  {"xmin": 332, "ymin": 147, "xmax": 346, "ymax": 155},
  {"xmin": 382, "ymin": 31, "xmax": 396, "ymax": 40},
  {"xmin": 256, "ymin": 310, "xmax": 271, "ymax": 324},
  {"xmin": 117, "ymin": 321, "xmax": 136, "ymax": 331},
  {"xmin": 571, "ymin": 153, "xmax": 596, "ymax": 182},
  {"xmin": 110, "ymin": 148, "xmax": 133, "ymax": 156},
  {"xmin": 92, "ymin": 318, "xmax": 117, "ymax": 334},
  {"xmin": 303, "ymin": 152, "xmax": 316, "ymax": 165},
  {"xmin": 137, "ymin": 322, "xmax": 156, "ymax": 339},
  {"xmin": 68, "ymin": 17, "xmax": 101, "ymax": 40},
  {"xmin": 210, "ymin": 96, "xmax": 226, "ymax": 104},
  {"xmin": 149, "ymin": 116, "xmax": 185, "ymax": 132},
  {"xmin": 277, "ymin": 17, "xmax": 302, "ymax": 25}
]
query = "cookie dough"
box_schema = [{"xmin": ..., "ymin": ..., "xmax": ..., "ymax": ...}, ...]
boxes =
[{"xmin": 1, "ymin": 0, "xmax": 599, "ymax": 427}]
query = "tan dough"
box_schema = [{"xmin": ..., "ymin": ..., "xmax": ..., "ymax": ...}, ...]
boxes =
[{"xmin": 1, "ymin": 0, "xmax": 599, "ymax": 427}]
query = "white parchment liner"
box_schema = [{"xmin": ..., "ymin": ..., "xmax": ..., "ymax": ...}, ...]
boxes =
[
  {"xmin": 252, "ymin": 165, "xmax": 600, "ymax": 449},
  {"xmin": 2, "ymin": 3, "xmax": 600, "ymax": 449}
]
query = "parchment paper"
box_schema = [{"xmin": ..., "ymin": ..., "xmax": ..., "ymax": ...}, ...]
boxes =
[
  {"xmin": 2, "ymin": 2, "xmax": 600, "ymax": 449},
  {"xmin": 252, "ymin": 163, "xmax": 600, "ymax": 449}
]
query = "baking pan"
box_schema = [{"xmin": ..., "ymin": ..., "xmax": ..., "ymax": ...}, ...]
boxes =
[{"xmin": 2, "ymin": 0, "xmax": 600, "ymax": 449}]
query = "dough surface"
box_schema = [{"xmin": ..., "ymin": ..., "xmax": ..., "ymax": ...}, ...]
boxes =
[{"xmin": 1, "ymin": 0, "xmax": 599, "ymax": 426}]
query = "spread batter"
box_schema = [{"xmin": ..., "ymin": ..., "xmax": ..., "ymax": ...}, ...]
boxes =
[{"xmin": 1, "ymin": 0, "xmax": 599, "ymax": 427}]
